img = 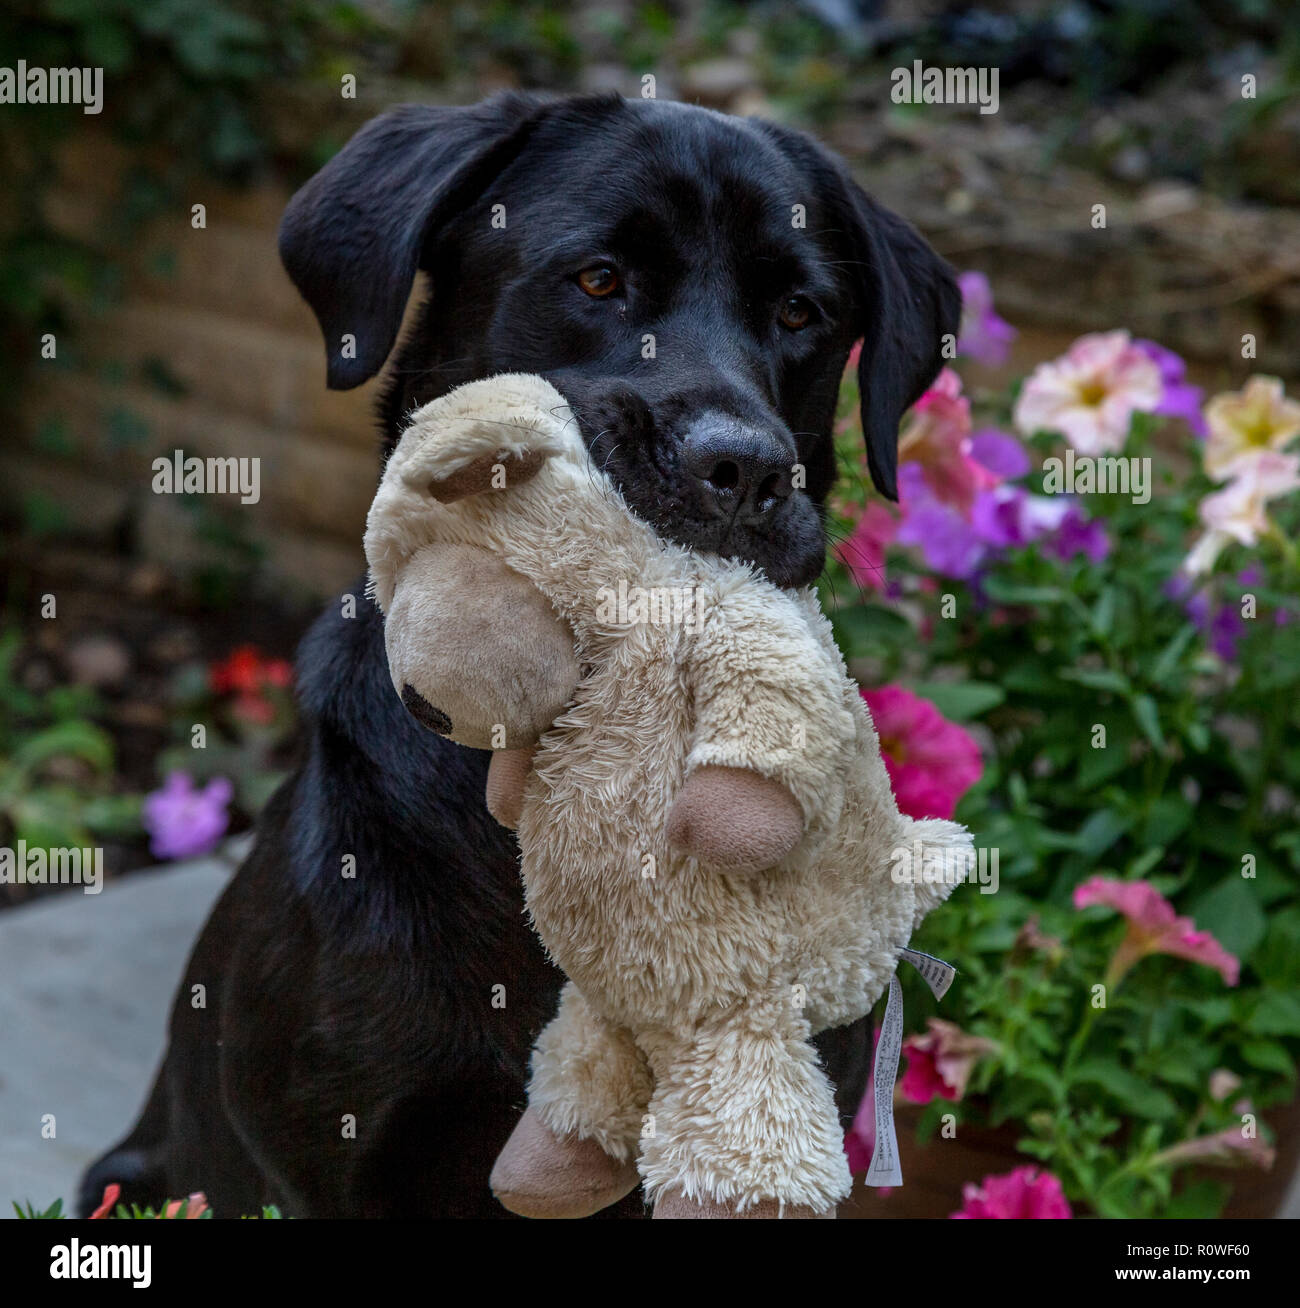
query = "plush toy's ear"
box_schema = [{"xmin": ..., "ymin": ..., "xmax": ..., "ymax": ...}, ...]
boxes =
[
  {"xmin": 426, "ymin": 448, "xmax": 549, "ymax": 503},
  {"xmin": 278, "ymin": 94, "xmax": 547, "ymax": 389},
  {"xmin": 395, "ymin": 373, "xmax": 576, "ymax": 502}
]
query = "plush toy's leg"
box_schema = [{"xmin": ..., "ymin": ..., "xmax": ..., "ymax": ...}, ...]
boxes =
[
  {"xmin": 490, "ymin": 984, "xmax": 652, "ymax": 1218},
  {"xmin": 639, "ymin": 999, "xmax": 851, "ymax": 1219},
  {"xmin": 485, "ymin": 745, "xmax": 537, "ymax": 829}
]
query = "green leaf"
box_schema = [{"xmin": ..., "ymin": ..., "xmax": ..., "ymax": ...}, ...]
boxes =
[
  {"xmin": 982, "ymin": 578, "xmax": 1067, "ymax": 606},
  {"xmin": 12, "ymin": 721, "xmax": 113, "ymax": 775},
  {"xmin": 911, "ymin": 680, "xmax": 1005, "ymax": 721},
  {"xmin": 829, "ymin": 603, "xmax": 911, "ymax": 657},
  {"xmin": 1130, "ymin": 694, "xmax": 1166, "ymax": 751},
  {"xmin": 1059, "ymin": 667, "xmax": 1132, "ymax": 695},
  {"xmin": 1247, "ymin": 991, "xmax": 1300, "ymax": 1038},
  {"xmin": 1150, "ymin": 623, "xmax": 1198, "ymax": 683},
  {"xmin": 1188, "ymin": 876, "xmax": 1266, "ymax": 962},
  {"xmin": 1141, "ymin": 795, "xmax": 1193, "ymax": 847},
  {"xmin": 1239, "ymin": 1039, "xmax": 1297, "ymax": 1079},
  {"xmin": 1071, "ymin": 1059, "xmax": 1180, "ymax": 1119},
  {"xmin": 1072, "ymin": 808, "xmax": 1131, "ymax": 857},
  {"xmin": 1165, "ymin": 1179, "xmax": 1230, "ymax": 1219}
]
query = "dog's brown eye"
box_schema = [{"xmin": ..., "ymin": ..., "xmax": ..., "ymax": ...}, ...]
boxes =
[
  {"xmin": 779, "ymin": 295, "xmax": 813, "ymax": 330},
  {"xmin": 577, "ymin": 266, "xmax": 620, "ymax": 298}
]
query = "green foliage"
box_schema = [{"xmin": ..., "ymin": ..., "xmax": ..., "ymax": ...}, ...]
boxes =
[
  {"xmin": 825, "ymin": 362, "xmax": 1300, "ymax": 1218},
  {"xmin": 0, "ymin": 632, "xmax": 141, "ymax": 850},
  {"xmin": 0, "ymin": 0, "xmax": 375, "ymax": 388},
  {"xmin": 14, "ymin": 1194, "xmax": 284, "ymax": 1217}
]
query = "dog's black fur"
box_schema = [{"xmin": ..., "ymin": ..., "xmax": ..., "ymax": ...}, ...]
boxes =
[{"xmin": 80, "ymin": 93, "xmax": 958, "ymax": 1218}]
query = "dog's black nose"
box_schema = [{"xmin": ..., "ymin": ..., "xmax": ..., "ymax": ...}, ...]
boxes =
[{"xmin": 683, "ymin": 417, "xmax": 794, "ymax": 523}]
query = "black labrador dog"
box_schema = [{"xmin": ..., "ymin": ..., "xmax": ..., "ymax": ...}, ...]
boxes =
[{"xmin": 81, "ymin": 92, "xmax": 958, "ymax": 1218}]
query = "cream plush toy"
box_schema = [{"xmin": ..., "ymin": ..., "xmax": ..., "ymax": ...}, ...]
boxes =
[{"xmin": 364, "ymin": 374, "xmax": 972, "ymax": 1220}]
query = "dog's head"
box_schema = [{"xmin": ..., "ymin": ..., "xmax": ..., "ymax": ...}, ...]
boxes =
[{"xmin": 280, "ymin": 93, "xmax": 958, "ymax": 588}]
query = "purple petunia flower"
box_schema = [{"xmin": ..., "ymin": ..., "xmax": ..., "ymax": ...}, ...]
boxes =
[
  {"xmin": 896, "ymin": 463, "xmax": 990, "ymax": 578},
  {"xmin": 970, "ymin": 485, "xmax": 1070, "ymax": 549},
  {"xmin": 1208, "ymin": 603, "xmax": 1246, "ymax": 661},
  {"xmin": 1046, "ymin": 502, "xmax": 1111, "ymax": 563},
  {"xmin": 142, "ymin": 772, "xmax": 233, "ymax": 861},
  {"xmin": 969, "ymin": 428, "xmax": 1031, "ymax": 480},
  {"xmin": 957, "ymin": 271, "xmax": 1017, "ymax": 367},
  {"xmin": 1135, "ymin": 339, "xmax": 1207, "ymax": 437}
]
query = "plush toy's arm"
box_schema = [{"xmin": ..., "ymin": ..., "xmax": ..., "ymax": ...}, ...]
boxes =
[{"xmin": 667, "ymin": 585, "xmax": 858, "ymax": 874}]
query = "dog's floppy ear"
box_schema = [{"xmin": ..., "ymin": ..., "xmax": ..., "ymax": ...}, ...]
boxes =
[
  {"xmin": 279, "ymin": 93, "xmax": 545, "ymax": 389},
  {"xmin": 758, "ymin": 121, "xmax": 959, "ymax": 500},
  {"xmin": 847, "ymin": 191, "xmax": 961, "ymax": 501}
]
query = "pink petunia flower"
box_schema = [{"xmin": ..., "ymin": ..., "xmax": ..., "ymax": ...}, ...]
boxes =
[
  {"xmin": 160, "ymin": 1193, "xmax": 210, "ymax": 1219},
  {"xmin": 951, "ymin": 1166, "xmax": 1072, "ymax": 1219},
  {"xmin": 897, "ymin": 369, "xmax": 997, "ymax": 511},
  {"xmin": 860, "ymin": 685, "xmax": 983, "ymax": 820},
  {"xmin": 1013, "ymin": 330, "xmax": 1162, "ymax": 454},
  {"xmin": 956, "ymin": 271, "xmax": 1017, "ymax": 367},
  {"xmin": 836, "ymin": 500, "xmax": 898, "ymax": 591},
  {"xmin": 1073, "ymin": 876, "xmax": 1240, "ymax": 985},
  {"xmin": 142, "ymin": 772, "xmax": 234, "ymax": 861},
  {"xmin": 1151, "ymin": 1126, "xmax": 1275, "ymax": 1172},
  {"xmin": 89, "ymin": 1183, "xmax": 121, "ymax": 1219},
  {"xmin": 900, "ymin": 1019, "xmax": 998, "ymax": 1104}
]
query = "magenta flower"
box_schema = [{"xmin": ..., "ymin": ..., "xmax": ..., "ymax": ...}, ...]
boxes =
[
  {"xmin": 956, "ymin": 271, "xmax": 1016, "ymax": 367},
  {"xmin": 1073, "ymin": 876, "xmax": 1240, "ymax": 986},
  {"xmin": 900, "ymin": 1019, "xmax": 998, "ymax": 1104},
  {"xmin": 860, "ymin": 685, "xmax": 983, "ymax": 820},
  {"xmin": 896, "ymin": 464, "xmax": 989, "ymax": 579},
  {"xmin": 836, "ymin": 500, "xmax": 897, "ymax": 591},
  {"xmin": 142, "ymin": 772, "xmax": 233, "ymax": 861},
  {"xmin": 1134, "ymin": 339, "xmax": 1207, "ymax": 437},
  {"xmin": 951, "ymin": 1166, "xmax": 1072, "ymax": 1219}
]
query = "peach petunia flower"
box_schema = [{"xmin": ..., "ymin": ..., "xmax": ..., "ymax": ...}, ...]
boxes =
[
  {"xmin": 1183, "ymin": 451, "xmax": 1300, "ymax": 575},
  {"xmin": 1203, "ymin": 376, "xmax": 1300, "ymax": 480}
]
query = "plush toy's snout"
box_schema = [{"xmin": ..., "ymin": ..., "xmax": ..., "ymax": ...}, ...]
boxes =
[{"xmin": 387, "ymin": 540, "xmax": 579, "ymax": 751}]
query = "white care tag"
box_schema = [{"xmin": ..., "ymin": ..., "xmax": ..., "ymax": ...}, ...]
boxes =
[
  {"xmin": 899, "ymin": 947, "xmax": 956, "ymax": 1001},
  {"xmin": 864, "ymin": 972, "xmax": 905, "ymax": 1186},
  {"xmin": 863, "ymin": 947, "xmax": 957, "ymax": 1188}
]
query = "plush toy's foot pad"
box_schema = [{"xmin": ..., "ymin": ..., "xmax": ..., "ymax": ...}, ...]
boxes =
[
  {"xmin": 667, "ymin": 765, "xmax": 804, "ymax": 873},
  {"xmin": 485, "ymin": 746, "xmax": 537, "ymax": 830},
  {"xmin": 652, "ymin": 1189, "xmax": 835, "ymax": 1219},
  {"xmin": 490, "ymin": 1107, "xmax": 640, "ymax": 1219}
]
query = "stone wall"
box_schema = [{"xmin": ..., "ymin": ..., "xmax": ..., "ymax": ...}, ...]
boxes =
[
  {"xmin": 5, "ymin": 131, "xmax": 383, "ymax": 602},
  {"xmin": 8, "ymin": 81, "xmax": 1298, "ymax": 602}
]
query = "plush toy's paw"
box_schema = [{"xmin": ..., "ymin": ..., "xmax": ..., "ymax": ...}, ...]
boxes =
[
  {"xmin": 490, "ymin": 1107, "xmax": 640, "ymax": 1219},
  {"xmin": 485, "ymin": 746, "xmax": 537, "ymax": 830},
  {"xmin": 652, "ymin": 1190, "xmax": 835, "ymax": 1219},
  {"xmin": 667, "ymin": 765, "xmax": 804, "ymax": 873}
]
